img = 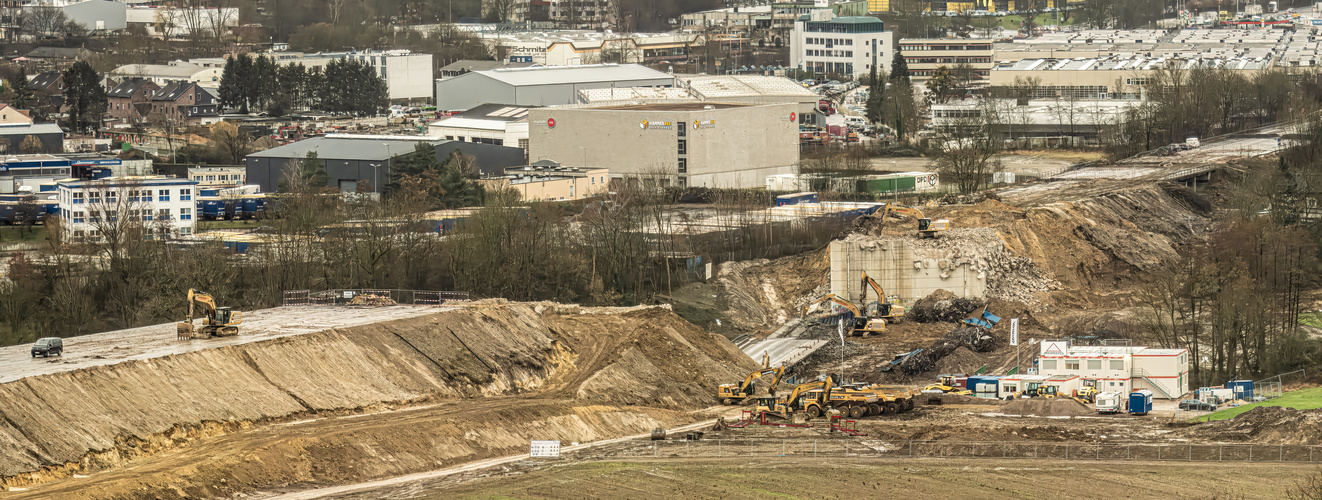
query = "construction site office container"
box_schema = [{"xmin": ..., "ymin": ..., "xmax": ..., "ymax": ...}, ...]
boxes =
[
  {"xmin": 967, "ymin": 376, "xmax": 1000, "ymax": 397},
  {"xmin": 1227, "ymin": 380, "xmax": 1254, "ymax": 399},
  {"xmin": 775, "ymin": 192, "xmax": 818, "ymax": 206},
  {"xmin": 1128, "ymin": 390, "xmax": 1153, "ymax": 415}
]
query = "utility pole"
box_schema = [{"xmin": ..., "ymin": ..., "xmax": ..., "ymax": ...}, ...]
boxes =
[{"xmin": 838, "ymin": 319, "xmax": 846, "ymax": 383}]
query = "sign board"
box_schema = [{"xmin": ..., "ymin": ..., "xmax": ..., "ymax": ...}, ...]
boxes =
[
  {"xmin": 1009, "ymin": 318, "xmax": 1019, "ymax": 346},
  {"xmin": 693, "ymin": 119, "xmax": 716, "ymax": 130},
  {"xmin": 530, "ymin": 440, "xmax": 561, "ymax": 457},
  {"xmin": 342, "ymin": 291, "xmax": 355, "ymax": 299},
  {"xmin": 640, "ymin": 119, "xmax": 672, "ymax": 130},
  {"xmin": 546, "ymin": 118, "xmax": 556, "ymax": 129},
  {"xmin": 1041, "ymin": 340, "xmax": 1069, "ymax": 356},
  {"xmin": 790, "ymin": 112, "xmax": 798, "ymax": 122}
]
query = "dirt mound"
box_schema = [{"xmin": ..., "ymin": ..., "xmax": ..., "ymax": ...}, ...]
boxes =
[
  {"xmin": 1001, "ymin": 397, "xmax": 1095, "ymax": 417},
  {"xmin": 934, "ymin": 346, "xmax": 989, "ymax": 375},
  {"xmin": 899, "ymin": 327, "xmax": 997, "ymax": 375},
  {"xmin": 707, "ymin": 250, "xmax": 830, "ymax": 334},
  {"xmin": 1190, "ymin": 406, "xmax": 1322, "ymax": 444},
  {"xmin": 0, "ymin": 304, "xmax": 758, "ymax": 488},
  {"xmin": 910, "ymin": 289, "xmax": 984, "ymax": 323}
]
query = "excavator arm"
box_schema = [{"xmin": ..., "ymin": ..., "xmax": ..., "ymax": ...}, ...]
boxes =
[
  {"xmin": 859, "ymin": 271, "xmax": 887, "ymax": 304},
  {"xmin": 802, "ymin": 294, "xmax": 862, "ymax": 319}
]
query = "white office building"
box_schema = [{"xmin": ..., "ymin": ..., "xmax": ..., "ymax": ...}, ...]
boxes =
[
  {"xmin": 789, "ymin": 12, "xmax": 893, "ymax": 80},
  {"xmin": 187, "ymin": 166, "xmax": 247, "ymax": 187},
  {"xmin": 57, "ymin": 176, "xmax": 199, "ymax": 240},
  {"xmin": 1035, "ymin": 341, "xmax": 1190, "ymax": 399}
]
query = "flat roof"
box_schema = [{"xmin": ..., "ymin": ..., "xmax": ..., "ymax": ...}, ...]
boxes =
[
  {"xmin": 472, "ymin": 64, "xmax": 673, "ymax": 87},
  {"xmin": 681, "ymin": 75, "xmax": 818, "ymax": 99},
  {"xmin": 589, "ymin": 102, "xmax": 749, "ymax": 111},
  {"xmin": 247, "ymin": 136, "xmax": 446, "ymax": 161}
]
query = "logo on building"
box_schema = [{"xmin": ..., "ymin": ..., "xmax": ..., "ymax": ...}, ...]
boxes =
[
  {"xmin": 694, "ymin": 119, "xmax": 716, "ymax": 130},
  {"xmin": 790, "ymin": 112, "xmax": 797, "ymax": 122},
  {"xmin": 1042, "ymin": 340, "xmax": 1069, "ymax": 356},
  {"xmin": 640, "ymin": 119, "xmax": 649, "ymax": 129},
  {"xmin": 547, "ymin": 118, "xmax": 556, "ymax": 129}
]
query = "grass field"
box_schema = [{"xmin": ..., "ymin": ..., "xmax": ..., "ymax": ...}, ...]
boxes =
[
  {"xmin": 426, "ymin": 458, "xmax": 1311, "ymax": 499},
  {"xmin": 999, "ymin": 13, "xmax": 1076, "ymax": 30},
  {"xmin": 1198, "ymin": 386, "xmax": 1322, "ymax": 422},
  {"xmin": 0, "ymin": 225, "xmax": 48, "ymax": 243}
]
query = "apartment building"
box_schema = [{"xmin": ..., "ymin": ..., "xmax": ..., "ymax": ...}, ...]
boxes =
[
  {"xmin": 899, "ymin": 38, "xmax": 994, "ymax": 84},
  {"xmin": 790, "ymin": 12, "xmax": 893, "ymax": 79},
  {"xmin": 57, "ymin": 175, "xmax": 199, "ymax": 240}
]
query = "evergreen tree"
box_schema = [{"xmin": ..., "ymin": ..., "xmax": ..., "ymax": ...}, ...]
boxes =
[
  {"xmin": 10, "ymin": 68, "xmax": 44, "ymax": 121},
  {"xmin": 62, "ymin": 61, "xmax": 106, "ymax": 134},
  {"xmin": 251, "ymin": 55, "xmax": 278, "ymax": 112},
  {"xmin": 219, "ymin": 55, "xmax": 242, "ymax": 111},
  {"xmin": 865, "ymin": 64, "xmax": 885, "ymax": 126},
  {"xmin": 234, "ymin": 54, "xmax": 254, "ymax": 114},
  {"xmin": 391, "ymin": 141, "xmax": 441, "ymax": 180},
  {"xmin": 889, "ymin": 50, "xmax": 910, "ymax": 86}
]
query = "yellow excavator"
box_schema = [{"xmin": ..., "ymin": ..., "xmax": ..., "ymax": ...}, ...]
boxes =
[
  {"xmin": 758, "ymin": 376, "xmax": 834, "ymax": 419},
  {"xmin": 803, "ymin": 294, "xmax": 888, "ymax": 335},
  {"xmin": 860, "ymin": 271, "xmax": 905, "ymax": 324},
  {"xmin": 717, "ymin": 353, "xmax": 788, "ymax": 405},
  {"xmin": 177, "ymin": 288, "xmax": 242, "ymax": 339},
  {"xmin": 880, "ymin": 203, "xmax": 951, "ymax": 238}
]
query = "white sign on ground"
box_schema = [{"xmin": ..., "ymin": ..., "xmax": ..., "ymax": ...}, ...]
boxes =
[
  {"xmin": 1010, "ymin": 318, "xmax": 1019, "ymax": 346},
  {"xmin": 530, "ymin": 440, "xmax": 561, "ymax": 458}
]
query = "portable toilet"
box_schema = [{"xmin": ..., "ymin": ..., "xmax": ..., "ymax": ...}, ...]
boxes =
[
  {"xmin": 1128, "ymin": 390, "xmax": 1153, "ymax": 415},
  {"xmin": 1227, "ymin": 380, "xmax": 1254, "ymax": 400}
]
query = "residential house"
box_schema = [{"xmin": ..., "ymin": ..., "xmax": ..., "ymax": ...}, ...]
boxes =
[
  {"xmin": 149, "ymin": 81, "xmax": 219, "ymax": 124},
  {"xmin": 25, "ymin": 47, "xmax": 95, "ymax": 61},
  {"xmin": 0, "ymin": 104, "xmax": 33, "ymax": 124},
  {"xmin": 25, "ymin": 71, "xmax": 64, "ymax": 116},
  {"xmin": 106, "ymin": 78, "xmax": 160, "ymax": 126}
]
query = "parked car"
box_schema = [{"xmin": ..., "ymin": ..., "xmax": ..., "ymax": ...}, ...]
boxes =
[
  {"xmin": 31, "ymin": 337, "xmax": 63, "ymax": 358},
  {"xmin": 1178, "ymin": 399, "xmax": 1217, "ymax": 411}
]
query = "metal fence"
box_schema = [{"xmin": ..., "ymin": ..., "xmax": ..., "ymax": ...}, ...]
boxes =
[
  {"xmin": 608, "ymin": 439, "xmax": 1322, "ymax": 463},
  {"xmin": 282, "ymin": 289, "xmax": 470, "ymax": 307}
]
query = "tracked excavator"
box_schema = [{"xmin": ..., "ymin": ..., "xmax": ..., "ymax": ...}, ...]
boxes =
[
  {"xmin": 758, "ymin": 376, "xmax": 834, "ymax": 420},
  {"xmin": 879, "ymin": 203, "xmax": 951, "ymax": 238},
  {"xmin": 802, "ymin": 294, "xmax": 888, "ymax": 336},
  {"xmin": 177, "ymin": 288, "xmax": 242, "ymax": 339},
  {"xmin": 717, "ymin": 353, "xmax": 788, "ymax": 405},
  {"xmin": 860, "ymin": 271, "xmax": 905, "ymax": 324}
]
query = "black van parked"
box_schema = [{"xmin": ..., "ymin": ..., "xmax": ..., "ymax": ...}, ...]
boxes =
[{"xmin": 31, "ymin": 338, "xmax": 62, "ymax": 357}]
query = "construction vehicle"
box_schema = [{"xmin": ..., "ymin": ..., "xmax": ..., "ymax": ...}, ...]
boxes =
[
  {"xmin": 879, "ymin": 203, "xmax": 951, "ymax": 238},
  {"xmin": 1075, "ymin": 386, "xmax": 1098, "ymax": 404},
  {"xmin": 859, "ymin": 271, "xmax": 905, "ymax": 324},
  {"xmin": 1005, "ymin": 381, "xmax": 1060, "ymax": 400},
  {"xmin": 176, "ymin": 288, "xmax": 242, "ymax": 339},
  {"xmin": 840, "ymin": 383, "xmax": 919, "ymax": 415},
  {"xmin": 758, "ymin": 376, "xmax": 833, "ymax": 419},
  {"xmin": 717, "ymin": 353, "xmax": 787, "ymax": 405},
  {"xmin": 922, "ymin": 375, "xmax": 973, "ymax": 395},
  {"xmin": 802, "ymin": 294, "xmax": 889, "ymax": 336},
  {"xmin": 828, "ymin": 386, "xmax": 883, "ymax": 418}
]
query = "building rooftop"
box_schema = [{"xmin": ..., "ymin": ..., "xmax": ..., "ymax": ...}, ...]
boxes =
[
  {"xmin": 681, "ymin": 75, "xmax": 818, "ymax": 99},
  {"xmin": 246, "ymin": 135, "xmax": 442, "ymax": 161},
  {"xmin": 110, "ymin": 62, "xmax": 212, "ymax": 78},
  {"xmin": 590, "ymin": 102, "xmax": 749, "ymax": 111},
  {"xmin": 0, "ymin": 123, "xmax": 63, "ymax": 135},
  {"xmin": 439, "ymin": 59, "xmax": 537, "ymax": 73},
  {"xmin": 469, "ymin": 64, "xmax": 674, "ymax": 87},
  {"xmin": 107, "ymin": 78, "xmax": 155, "ymax": 98}
]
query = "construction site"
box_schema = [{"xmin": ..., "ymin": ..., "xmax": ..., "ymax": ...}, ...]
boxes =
[{"xmin": 3, "ymin": 133, "xmax": 1322, "ymax": 499}]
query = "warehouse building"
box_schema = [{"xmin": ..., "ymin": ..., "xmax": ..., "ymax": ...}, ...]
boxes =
[
  {"xmin": 1036, "ymin": 341, "xmax": 1191, "ymax": 399},
  {"xmin": 427, "ymin": 103, "xmax": 537, "ymax": 151},
  {"xmin": 244, "ymin": 135, "xmax": 525, "ymax": 194},
  {"xmin": 577, "ymin": 75, "xmax": 822, "ymax": 124},
  {"xmin": 434, "ymin": 64, "xmax": 674, "ymax": 111},
  {"xmin": 526, "ymin": 101, "xmax": 799, "ymax": 188}
]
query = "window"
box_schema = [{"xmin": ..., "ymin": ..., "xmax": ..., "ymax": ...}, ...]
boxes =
[
  {"xmin": 72, "ymin": 192, "xmax": 85, "ymax": 204},
  {"xmin": 1110, "ymin": 359, "xmax": 1124, "ymax": 370},
  {"xmin": 678, "ymin": 158, "xmax": 687, "ymax": 173},
  {"xmin": 107, "ymin": 191, "xmax": 117, "ymax": 203},
  {"xmin": 179, "ymin": 227, "xmax": 192, "ymax": 236},
  {"xmin": 142, "ymin": 214, "xmax": 153, "ymax": 221},
  {"xmin": 72, "ymin": 211, "xmax": 84, "ymax": 223},
  {"xmin": 180, "ymin": 208, "xmax": 192, "ymax": 220},
  {"xmin": 1087, "ymin": 359, "xmax": 1101, "ymax": 370},
  {"xmin": 88, "ymin": 191, "xmax": 101, "ymax": 204},
  {"xmin": 180, "ymin": 189, "xmax": 191, "ymax": 201},
  {"xmin": 678, "ymin": 121, "xmax": 686, "ymax": 137},
  {"xmin": 1041, "ymin": 359, "xmax": 1057, "ymax": 370},
  {"xmin": 207, "ymin": 175, "xmax": 216, "ymax": 181},
  {"xmin": 1065, "ymin": 360, "xmax": 1080, "ymax": 370},
  {"xmin": 158, "ymin": 189, "xmax": 170, "ymax": 202},
  {"xmin": 677, "ymin": 140, "xmax": 686, "ymax": 155}
]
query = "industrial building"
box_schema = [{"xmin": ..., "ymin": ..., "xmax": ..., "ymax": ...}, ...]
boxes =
[
  {"xmin": 0, "ymin": 123, "xmax": 63, "ymax": 155},
  {"xmin": 989, "ymin": 55, "xmax": 1273, "ymax": 100},
  {"xmin": 931, "ymin": 98, "xmax": 1141, "ymax": 146},
  {"xmin": 526, "ymin": 101, "xmax": 799, "ymax": 188},
  {"xmin": 108, "ymin": 62, "xmax": 222, "ymax": 88},
  {"xmin": 479, "ymin": 162, "xmax": 608, "ymax": 202},
  {"xmin": 1036, "ymin": 341, "xmax": 1191, "ymax": 399},
  {"xmin": 899, "ymin": 38, "xmax": 994, "ymax": 84},
  {"xmin": 577, "ymin": 75, "xmax": 821, "ymax": 123},
  {"xmin": 789, "ymin": 12, "xmax": 893, "ymax": 79},
  {"xmin": 244, "ymin": 135, "xmax": 525, "ymax": 194},
  {"xmin": 56, "ymin": 175, "xmax": 200, "ymax": 240},
  {"xmin": 56, "ymin": 0, "xmax": 127, "ymax": 32},
  {"xmin": 434, "ymin": 64, "xmax": 674, "ymax": 111},
  {"xmin": 483, "ymin": 31, "xmax": 702, "ymax": 66},
  {"xmin": 427, "ymin": 103, "xmax": 537, "ymax": 151},
  {"xmin": 187, "ymin": 166, "xmax": 247, "ymax": 187}
]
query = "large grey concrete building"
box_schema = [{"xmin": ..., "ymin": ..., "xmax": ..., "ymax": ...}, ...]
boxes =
[
  {"xmin": 527, "ymin": 102, "xmax": 799, "ymax": 189},
  {"xmin": 435, "ymin": 64, "xmax": 674, "ymax": 111},
  {"xmin": 244, "ymin": 135, "xmax": 525, "ymax": 193}
]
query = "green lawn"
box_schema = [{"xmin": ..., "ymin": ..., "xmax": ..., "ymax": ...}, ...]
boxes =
[
  {"xmin": 999, "ymin": 13, "xmax": 1077, "ymax": 30},
  {"xmin": 0, "ymin": 225, "xmax": 48, "ymax": 243},
  {"xmin": 1196, "ymin": 386, "xmax": 1322, "ymax": 422}
]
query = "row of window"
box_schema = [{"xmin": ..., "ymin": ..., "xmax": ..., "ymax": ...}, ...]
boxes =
[
  {"xmin": 1042, "ymin": 359, "xmax": 1126, "ymax": 371},
  {"xmin": 899, "ymin": 44, "xmax": 992, "ymax": 52},
  {"xmin": 806, "ymin": 37, "xmax": 853, "ymax": 46},
  {"xmin": 906, "ymin": 57, "xmax": 992, "ymax": 64},
  {"xmin": 807, "ymin": 49, "xmax": 853, "ymax": 58},
  {"xmin": 68, "ymin": 188, "xmax": 193, "ymax": 204},
  {"xmin": 67, "ymin": 207, "xmax": 193, "ymax": 223},
  {"xmin": 72, "ymin": 227, "xmax": 193, "ymax": 239},
  {"xmin": 192, "ymin": 174, "xmax": 243, "ymax": 182}
]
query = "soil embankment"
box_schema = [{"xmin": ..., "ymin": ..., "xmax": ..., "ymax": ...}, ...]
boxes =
[{"xmin": 0, "ymin": 303, "xmax": 758, "ymax": 496}]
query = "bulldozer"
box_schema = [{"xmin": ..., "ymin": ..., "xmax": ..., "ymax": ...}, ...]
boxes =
[
  {"xmin": 177, "ymin": 288, "xmax": 242, "ymax": 339},
  {"xmin": 922, "ymin": 374, "xmax": 973, "ymax": 395},
  {"xmin": 803, "ymin": 294, "xmax": 888, "ymax": 336},
  {"xmin": 879, "ymin": 203, "xmax": 951, "ymax": 238},
  {"xmin": 717, "ymin": 353, "xmax": 787, "ymax": 405}
]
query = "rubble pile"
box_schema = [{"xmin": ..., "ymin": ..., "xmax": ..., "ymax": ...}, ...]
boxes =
[
  {"xmin": 909, "ymin": 289, "xmax": 984, "ymax": 323},
  {"xmin": 899, "ymin": 327, "xmax": 997, "ymax": 375},
  {"xmin": 903, "ymin": 227, "xmax": 1057, "ymax": 304}
]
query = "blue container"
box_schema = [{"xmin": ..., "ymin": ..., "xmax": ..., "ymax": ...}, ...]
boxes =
[
  {"xmin": 1227, "ymin": 380, "xmax": 1254, "ymax": 399},
  {"xmin": 1128, "ymin": 390, "xmax": 1153, "ymax": 415},
  {"xmin": 775, "ymin": 192, "xmax": 818, "ymax": 206},
  {"xmin": 200, "ymin": 199, "xmax": 223, "ymax": 219},
  {"xmin": 966, "ymin": 376, "xmax": 1000, "ymax": 397}
]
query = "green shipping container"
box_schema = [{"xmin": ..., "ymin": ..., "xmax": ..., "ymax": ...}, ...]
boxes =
[{"xmin": 859, "ymin": 175, "xmax": 917, "ymax": 194}]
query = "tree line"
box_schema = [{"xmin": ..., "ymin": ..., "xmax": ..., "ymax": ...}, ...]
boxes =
[{"xmin": 219, "ymin": 54, "xmax": 388, "ymax": 116}]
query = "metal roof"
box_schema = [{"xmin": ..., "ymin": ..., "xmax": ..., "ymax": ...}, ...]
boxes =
[
  {"xmin": 247, "ymin": 136, "xmax": 447, "ymax": 161},
  {"xmin": 0, "ymin": 123, "xmax": 62, "ymax": 135},
  {"xmin": 468, "ymin": 64, "xmax": 673, "ymax": 87}
]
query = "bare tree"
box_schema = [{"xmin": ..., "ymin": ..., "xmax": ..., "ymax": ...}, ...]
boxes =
[
  {"xmin": 23, "ymin": 6, "xmax": 67, "ymax": 38},
  {"xmin": 929, "ymin": 99, "xmax": 1003, "ymax": 194}
]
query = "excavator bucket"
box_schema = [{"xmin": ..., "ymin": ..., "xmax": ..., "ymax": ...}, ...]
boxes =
[{"xmin": 176, "ymin": 322, "xmax": 194, "ymax": 340}]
